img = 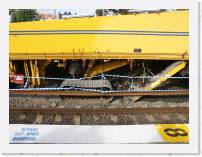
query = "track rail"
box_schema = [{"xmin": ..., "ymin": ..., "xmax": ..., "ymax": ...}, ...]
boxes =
[
  {"xmin": 9, "ymin": 90, "xmax": 189, "ymax": 96},
  {"xmin": 10, "ymin": 107, "xmax": 188, "ymax": 114}
]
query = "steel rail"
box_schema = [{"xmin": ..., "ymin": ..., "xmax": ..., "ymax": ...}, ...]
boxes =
[
  {"xmin": 9, "ymin": 90, "xmax": 189, "ymax": 96},
  {"xmin": 9, "ymin": 107, "xmax": 189, "ymax": 114}
]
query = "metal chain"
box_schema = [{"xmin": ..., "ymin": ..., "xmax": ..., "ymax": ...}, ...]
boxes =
[
  {"xmin": 9, "ymin": 75, "xmax": 100, "ymax": 80},
  {"xmin": 9, "ymin": 74, "xmax": 189, "ymax": 92},
  {"xmin": 103, "ymin": 74, "xmax": 189, "ymax": 79},
  {"xmin": 23, "ymin": 79, "xmax": 29, "ymax": 89},
  {"xmin": 9, "ymin": 74, "xmax": 189, "ymax": 80},
  {"xmin": 9, "ymin": 87, "xmax": 188, "ymax": 93}
]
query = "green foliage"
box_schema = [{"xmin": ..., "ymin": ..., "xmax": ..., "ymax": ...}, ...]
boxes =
[
  {"xmin": 95, "ymin": 9, "xmax": 107, "ymax": 16},
  {"xmin": 95, "ymin": 9, "xmax": 129, "ymax": 16},
  {"xmin": 108, "ymin": 9, "xmax": 129, "ymax": 15},
  {"xmin": 10, "ymin": 9, "xmax": 38, "ymax": 22}
]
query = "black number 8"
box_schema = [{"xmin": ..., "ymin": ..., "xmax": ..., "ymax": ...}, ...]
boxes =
[{"xmin": 164, "ymin": 128, "xmax": 188, "ymax": 137}]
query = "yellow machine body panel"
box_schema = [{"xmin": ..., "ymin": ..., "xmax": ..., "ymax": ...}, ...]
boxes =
[{"xmin": 9, "ymin": 10, "xmax": 189, "ymax": 60}]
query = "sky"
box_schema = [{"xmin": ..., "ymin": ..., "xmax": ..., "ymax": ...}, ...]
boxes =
[{"xmin": 37, "ymin": 9, "xmax": 96, "ymax": 16}]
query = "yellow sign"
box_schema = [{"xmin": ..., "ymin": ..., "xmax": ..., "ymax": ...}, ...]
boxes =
[{"xmin": 155, "ymin": 124, "xmax": 189, "ymax": 143}]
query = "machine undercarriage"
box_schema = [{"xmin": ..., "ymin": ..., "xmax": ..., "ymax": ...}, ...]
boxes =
[{"xmin": 9, "ymin": 59, "xmax": 189, "ymax": 103}]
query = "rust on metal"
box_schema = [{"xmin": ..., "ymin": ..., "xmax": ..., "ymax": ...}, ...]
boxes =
[{"xmin": 9, "ymin": 90, "xmax": 189, "ymax": 96}]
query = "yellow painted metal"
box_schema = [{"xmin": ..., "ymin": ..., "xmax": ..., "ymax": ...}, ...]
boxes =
[
  {"xmin": 9, "ymin": 61, "xmax": 16, "ymax": 83},
  {"xmin": 29, "ymin": 60, "xmax": 36, "ymax": 87},
  {"xmin": 38, "ymin": 60, "xmax": 46, "ymax": 86},
  {"xmin": 28, "ymin": 60, "xmax": 40, "ymax": 87},
  {"xmin": 155, "ymin": 124, "xmax": 189, "ymax": 143},
  {"xmin": 24, "ymin": 61, "xmax": 30, "ymax": 83},
  {"xmin": 132, "ymin": 61, "xmax": 187, "ymax": 102},
  {"xmin": 144, "ymin": 61, "xmax": 187, "ymax": 90},
  {"xmin": 9, "ymin": 61, "xmax": 16, "ymax": 75},
  {"xmin": 86, "ymin": 60, "xmax": 130, "ymax": 77},
  {"xmin": 9, "ymin": 52, "xmax": 189, "ymax": 60},
  {"xmin": 84, "ymin": 60, "xmax": 95, "ymax": 77},
  {"xmin": 34, "ymin": 60, "xmax": 40, "ymax": 86},
  {"xmin": 9, "ymin": 10, "xmax": 189, "ymax": 60}
]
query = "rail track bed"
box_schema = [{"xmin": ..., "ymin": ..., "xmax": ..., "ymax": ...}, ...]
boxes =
[
  {"xmin": 9, "ymin": 93, "xmax": 188, "ymax": 108},
  {"xmin": 10, "ymin": 108, "xmax": 188, "ymax": 125},
  {"xmin": 9, "ymin": 92, "xmax": 189, "ymax": 125}
]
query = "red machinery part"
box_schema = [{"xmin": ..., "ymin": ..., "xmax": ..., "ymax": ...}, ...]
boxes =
[{"xmin": 10, "ymin": 74, "xmax": 24, "ymax": 85}]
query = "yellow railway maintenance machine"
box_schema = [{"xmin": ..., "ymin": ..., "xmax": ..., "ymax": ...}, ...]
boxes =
[
  {"xmin": 9, "ymin": 10, "xmax": 189, "ymax": 92},
  {"xmin": 9, "ymin": 10, "xmax": 189, "ymax": 144}
]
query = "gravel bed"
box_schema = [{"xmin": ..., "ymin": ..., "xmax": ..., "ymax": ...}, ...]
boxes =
[
  {"xmin": 9, "ymin": 113, "xmax": 37, "ymax": 124},
  {"xmin": 9, "ymin": 94, "xmax": 189, "ymax": 125},
  {"xmin": 9, "ymin": 95, "xmax": 61, "ymax": 108},
  {"xmin": 9, "ymin": 112, "xmax": 189, "ymax": 125},
  {"xmin": 9, "ymin": 95, "xmax": 189, "ymax": 108}
]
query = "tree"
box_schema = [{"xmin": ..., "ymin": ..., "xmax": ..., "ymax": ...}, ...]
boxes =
[
  {"xmin": 9, "ymin": 9, "xmax": 15, "ymax": 15},
  {"xmin": 108, "ymin": 9, "xmax": 129, "ymax": 15},
  {"xmin": 95, "ymin": 9, "xmax": 108, "ymax": 16},
  {"xmin": 10, "ymin": 9, "xmax": 38, "ymax": 22},
  {"xmin": 95, "ymin": 9, "xmax": 129, "ymax": 16}
]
